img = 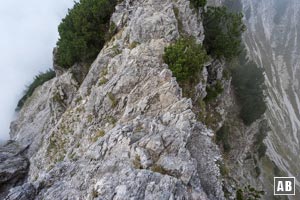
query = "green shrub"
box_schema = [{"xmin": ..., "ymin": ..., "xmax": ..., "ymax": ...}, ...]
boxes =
[
  {"xmin": 56, "ymin": 0, "xmax": 117, "ymax": 68},
  {"xmin": 236, "ymin": 189, "xmax": 244, "ymax": 200},
  {"xmin": 163, "ymin": 37, "xmax": 208, "ymax": 96},
  {"xmin": 16, "ymin": 69, "xmax": 56, "ymax": 110},
  {"xmin": 204, "ymin": 80, "xmax": 224, "ymax": 102},
  {"xmin": 236, "ymin": 185, "xmax": 265, "ymax": 200},
  {"xmin": 202, "ymin": 5, "xmax": 264, "ymax": 124},
  {"xmin": 203, "ymin": 6, "xmax": 245, "ymax": 60},
  {"xmin": 190, "ymin": 0, "xmax": 207, "ymax": 8},
  {"xmin": 231, "ymin": 57, "xmax": 266, "ymax": 125}
]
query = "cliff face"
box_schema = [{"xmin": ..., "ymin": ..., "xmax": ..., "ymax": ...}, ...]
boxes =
[
  {"xmin": 242, "ymin": 0, "xmax": 300, "ymax": 197},
  {"xmin": 4, "ymin": 0, "xmax": 227, "ymax": 199},
  {"xmin": 0, "ymin": 141, "xmax": 29, "ymax": 199},
  {"xmin": 4, "ymin": 0, "xmax": 298, "ymax": 199}
]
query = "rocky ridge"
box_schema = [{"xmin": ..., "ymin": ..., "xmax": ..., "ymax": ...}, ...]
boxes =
[{"xmin": 2, "ymin": 0, "xmax": 230, "ymax": 199}]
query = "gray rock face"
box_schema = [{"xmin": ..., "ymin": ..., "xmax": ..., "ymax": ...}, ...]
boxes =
[
  {"xmin": 5, "ymin": 183, "xmax": 36, "ymax": 200},
  {"xmin": 0, "ymin": 141, "xmax": 29, "ymax": 199},
  {"xmin": 206, "ymin": 60, "xmax": 224, "ymax": 84},
  {"xmin": 7, "ymin": 0, "xmax": 227, "ymax": 199},
  {"xmin": 9, "ymin": 71, "xmax": 79, "ymax": 157}
]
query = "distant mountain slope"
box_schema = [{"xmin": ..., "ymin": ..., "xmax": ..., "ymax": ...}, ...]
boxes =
[{"xmin": 242, "ymin": 0, "xmax": 300, "ymax": 198}]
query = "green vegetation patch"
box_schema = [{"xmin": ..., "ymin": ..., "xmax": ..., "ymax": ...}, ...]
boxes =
[
  {"xmin": 231, "ymin": 55, "xmax": 266, "ymax": 125},
  {"xmin": 128, "ymin": 41, "xmax": 140, "ymax": 49},
  {"xmin": 56, "ymin": 0, "xmax": 117, "ymax": 68},
  {"xmin": 202, "ymin": 5, "xmax": 265, "ymax": 125},
  {"xmin": 217, "ymin": 160, "xmax": 229, "ymax": 177},
  {"xmin": 190, "ymin": 0, "xmax": 207, "ymax": 9},
  {"xmin": 203, "ymin": 6, "xmax": 245, "ymax": 60},
  {"xmin": 204, "ymin": 80, "xmax": 224, "ymax": 102},
  {"xmin": 163, "ymin": 37, "xmax": 208, "ymax": 97},
  {"xmin": 90, "ymin": 130, "xmax": 105, "ymax": 142},
  {"xmin": 108, "ymin": 92, "xmax": 118, "ymax": 108},
  {"xmin": 17, "ymin": 69, "xmax": 55, "ymax": 111},
  {"xmin": 216, "ymin": 125, "xmax": 231, "ymax": 154},
  {"xmin": 98, "ymin": 77, "xmax": 108, "ymax": 86},
  {"xmin": 105, "ymin": 116, "xmax": 117, "ymax": 125},
  {"xmin": 236, "ymin": 185, "xmax": 265, "ymax": 200},
  {"xmin": 133, "ymin": 155, "xmax": 142, "ymax": 169}
]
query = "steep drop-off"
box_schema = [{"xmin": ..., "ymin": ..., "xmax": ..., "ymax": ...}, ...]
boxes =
[{"xmin": 242, "ymin": 0, "xmax": 300, "ymax": 198}]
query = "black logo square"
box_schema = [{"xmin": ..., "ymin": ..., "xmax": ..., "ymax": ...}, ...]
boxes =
[{"xmin": 274, "ymin": 177, "xmax": 295, "ymax": 195}]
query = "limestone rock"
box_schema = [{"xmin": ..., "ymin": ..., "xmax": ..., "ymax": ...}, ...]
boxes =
[
  {"xmin": 5, "ymin": 183, "xmax": 36, "ymax": 200},
  {"xmin": 0, "ymin": 141, "xmax": 29, "ymax": 199},
  {"xmin": 7, "ymin": 0, "xmax": 225, "ymax": 199}
]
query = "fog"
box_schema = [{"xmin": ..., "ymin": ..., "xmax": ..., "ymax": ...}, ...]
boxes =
[{"xmin": 0, "ymin": 0, "xmax": 74, "ymax": 141}]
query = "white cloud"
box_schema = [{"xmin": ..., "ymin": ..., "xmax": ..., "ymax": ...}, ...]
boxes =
[{"xmin": 0, "ymin": 0, "xmax": 74, "ymax": 141}]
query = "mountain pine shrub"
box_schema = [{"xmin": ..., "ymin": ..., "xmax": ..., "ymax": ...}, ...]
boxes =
[
  {"xmin": 56, "ymin": 0, "xmax": 117, "ymax": 68},
  {"xmin": 16, "ymin": 69, "xmax": 56, "ymax": 110},
  {"xmin": 163, "ymin": 37, "xmax": 209, "ymax": 96},
  {"xmin": 190, "ymin": 0, "xmax": 207, "ymax": 8},
  {"xmin": 203, "ymin": 6, "xmax": 246, "ymax": 60},
  {"xmin": 231, "ymin": 54, "xmax": 267, "ymax": 125}
]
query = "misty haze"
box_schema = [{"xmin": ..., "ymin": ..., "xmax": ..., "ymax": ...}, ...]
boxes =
[{"xmin": 0, "ymin": 0, "xmax": 73, "ymax": 141}]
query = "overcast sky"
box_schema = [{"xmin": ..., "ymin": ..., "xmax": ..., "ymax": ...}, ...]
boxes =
[{"xmin": 0, "ymin": 0, "xmax": 74, "ymax": 141}]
